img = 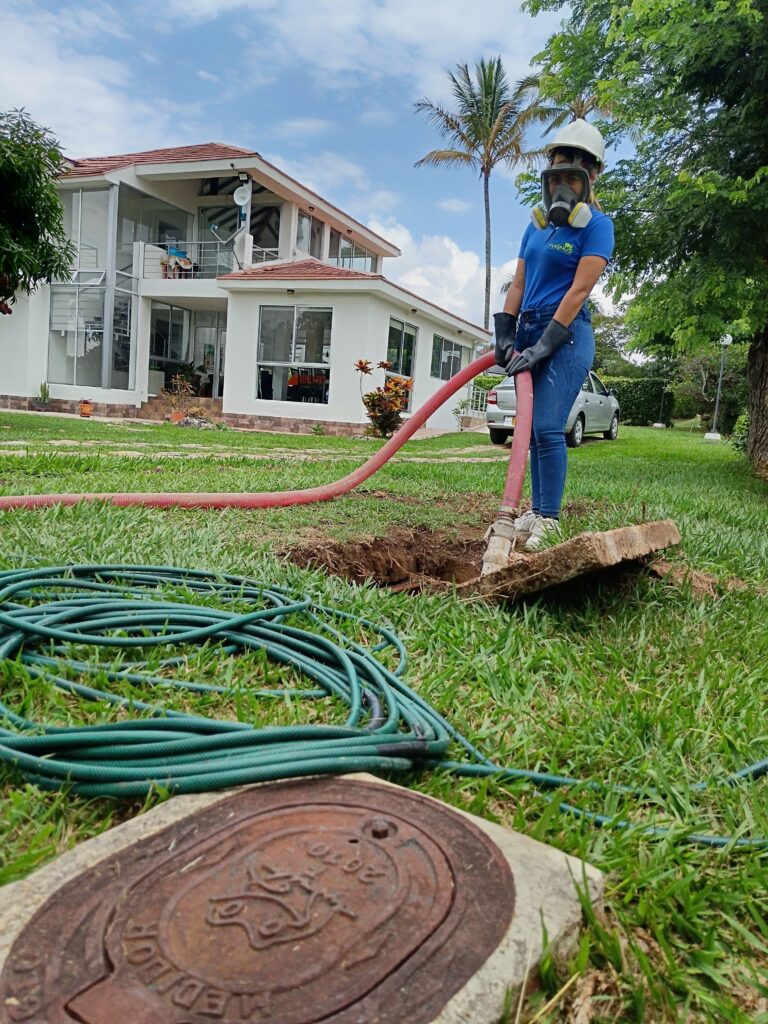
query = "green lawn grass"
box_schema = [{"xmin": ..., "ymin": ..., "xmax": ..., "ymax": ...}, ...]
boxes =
[{"xmin": 0, "ymin": 411, "xmax": 767, "ymax": 1022}]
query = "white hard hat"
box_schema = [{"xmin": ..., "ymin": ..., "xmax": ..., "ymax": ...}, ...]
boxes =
[{"xmin": 544, "ymin": 118, "xmax": 606, "ymax": 170}]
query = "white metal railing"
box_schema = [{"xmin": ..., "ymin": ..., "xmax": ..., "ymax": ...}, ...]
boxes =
[
  {"xmin": 142, "ymin": 241, "xmax": 279, "ymax": 280},
  {"xmin": 466, "ymin": 383, "xmax": 491, "ymax": 415}
]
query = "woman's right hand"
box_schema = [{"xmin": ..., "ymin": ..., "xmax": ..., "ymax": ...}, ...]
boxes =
[{"xmin": 493, "ymin": 312, "xmax": 518, "ymax": 368}]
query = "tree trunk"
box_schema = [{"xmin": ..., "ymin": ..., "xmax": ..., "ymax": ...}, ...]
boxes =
[
  {"xmin": 483, "ymin": 171, "xmax": 491, "ymax": 331},
  {"xmin": 747, "ymin": 326, "xmax": 768, "ymax": 477}
]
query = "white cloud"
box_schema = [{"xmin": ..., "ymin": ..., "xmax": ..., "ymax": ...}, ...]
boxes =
[
  {"xmin": 438, "ymin": 198, "xmax": 472, "ymax": 214},
  {"xmin": 263, "ymin": 149, "xmax": 369, "ymax": 198},
  {"xmin": 0, "ymin": 2, "xmax": 204, "ymax": 155},
  {"xmin": 197, "ymin": 70, "xmax": 221, "ymax": 83},
  {"xmin": 264, "ymin": 150, "xmax": 400, "ymax": 221},
  {"xmin": 273, "ymin": 118, "xmax": 333, "ymax": 139},
  {"xmin": 357, "ymin": 108, "xmax": 397, "ymax": 126},
  {"xmin": 158, "ymin": 0, "xmax": 560, "ymax": 97},
  {"xmin": 369, "ymin": 218, "xmax": 517, "ymax": 328}
]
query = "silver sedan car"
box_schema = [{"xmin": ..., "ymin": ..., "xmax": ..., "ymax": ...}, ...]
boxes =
[{"xmin": 486, "ymin": 370, "xmax": 620, "ymax": 447}]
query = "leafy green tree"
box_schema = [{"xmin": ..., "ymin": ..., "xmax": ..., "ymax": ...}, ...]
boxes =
[
  {"xmin": 669, "ymin": 346, "xmax": 749, "ymax": 432},
  {"xmin": 0, "ymin": 109, "xmax": 74, "ymax": 314},
  {"xmin": 414, "ymin": 57, "xmax": 549, "ymax": 330},
  {"xmin": 525, "ymin": 0, "xmax": 768, "ymax": 472},
  {"xmin": 591, "ymin": 311, "xmax": 645, "ymax": 378}
]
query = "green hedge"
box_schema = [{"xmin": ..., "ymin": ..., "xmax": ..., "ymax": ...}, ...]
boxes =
[
  {"xmin": 601, "ymin": 376, "xmax": 675, "ymax": 426},
  {"xmin": 472, "ymin": 373, "xmax": 504, "ymax": 392}
]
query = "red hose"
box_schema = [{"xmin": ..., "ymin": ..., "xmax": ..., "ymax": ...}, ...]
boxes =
[{"xmin": 0, "ymin": 356, "xmax": 533, "ymax": 511}]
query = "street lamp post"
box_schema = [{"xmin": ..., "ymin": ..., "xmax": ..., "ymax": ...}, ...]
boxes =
[{"xmin": 704, "ymin": 333, "xmax": 733, "ymax": 441}]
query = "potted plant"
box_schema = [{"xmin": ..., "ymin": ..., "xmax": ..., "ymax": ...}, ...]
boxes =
[
  {"xmin": 30, "ymin": 382, "xmax": 51, "ymax": 412},
  {"xmin": 162, "ymin": 374, "xmax": 196, "ymax": 423},
  {"xmin": 78, "ymin": 397, "xmax": 94, "ymax": 418}
]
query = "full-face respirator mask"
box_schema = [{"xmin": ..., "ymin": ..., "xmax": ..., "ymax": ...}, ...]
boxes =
[{"xmin": 530, "ymin": 160, "xmax": 593, "ymax": 230}]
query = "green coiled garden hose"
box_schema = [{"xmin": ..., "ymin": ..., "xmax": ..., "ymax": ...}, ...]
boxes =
[{"xmin": 0, "ymin": 565, "xmax": 765, "ymax": 850}]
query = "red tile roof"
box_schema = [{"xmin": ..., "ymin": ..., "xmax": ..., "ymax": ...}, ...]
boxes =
[
  {"xmin": 221, "ymin": 259, "xmax": 490, "ymax": 334},
  {"xmin": 62, "ymin": 143, "xmax": 257, "ymax": 178},
  {"xmin": 219, "ymin": 259, "xmax": 382, "ymax": 282}
]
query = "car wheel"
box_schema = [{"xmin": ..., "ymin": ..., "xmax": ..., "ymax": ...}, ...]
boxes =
[
  {"xmin": 604, "ymin": 413, "xmax": 619, "ymax": 440},
  {"xmin": 566, "ymin": 415, "xmax": 584, "ymax": 448},
  {"xmin": 488, "ymin": 427, "xmax": 510, "ymax": 446}
]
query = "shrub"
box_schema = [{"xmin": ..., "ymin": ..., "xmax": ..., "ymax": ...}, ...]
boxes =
[
  {"xmin": 162, "ymin": 374, "xmax": 196, "ymax": 416},
  {"xmin": 601, "ymin": 376, "xmax": 675, "ymax": 425},
  {"xmin": 472, "ymin": 373, "xmax": 504, "ymax": 392},
  {"xmin": 452, "ymin": 398, "xmax": 469, "ymax": 428},
  {"xmin": 354, "ymin": 360, "xmax": 412, "ymax": 437},
  {"xmin": 311, "ymin": 423, "xmax": 327, "ymax": 436},
  {"xmin": 731, "ymin": 412, "xmax": 749, "ymax": 455}
]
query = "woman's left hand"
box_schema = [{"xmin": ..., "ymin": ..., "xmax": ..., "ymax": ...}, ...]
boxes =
[{"xmin": 506, "ymin": 319, "xmax": 572, "ymax": 376}]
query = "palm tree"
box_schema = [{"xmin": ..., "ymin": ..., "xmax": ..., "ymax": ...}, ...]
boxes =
[
  {"xmin": 516, "ymin": 73, "xmax": 614, "ymax": 132},
  {"xmin": 414, "ymin": 57, "xmax": 550, "ymax": 329},
  {"xmin": 517, "ymin": 68, "xmax": 643, "ymax": 145}
]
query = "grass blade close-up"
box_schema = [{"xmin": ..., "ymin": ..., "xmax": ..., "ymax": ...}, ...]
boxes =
[{"xmin": 0, "ymin": 409, "xmax": 767, "ymax": 1023}]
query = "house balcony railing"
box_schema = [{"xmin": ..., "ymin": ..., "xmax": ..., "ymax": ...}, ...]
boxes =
[{"xmin": 141, "ymin": 240, "xmax": 279, "ymax": 280}]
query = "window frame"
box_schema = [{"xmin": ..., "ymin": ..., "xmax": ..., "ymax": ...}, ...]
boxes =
[
  {"xmin": 386, "ymin": 317, "xmax": 417, "ymax": 412},
  {"xmin": 430, "ymin": 333, "xmax": 467, "ymax": 381},
  {"xmin": 255, "ymin": 304, "xmax": 333, "ymax": 404}
]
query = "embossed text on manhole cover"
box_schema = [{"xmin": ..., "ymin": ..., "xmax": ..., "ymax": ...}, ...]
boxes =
[{"xmin": 1, "ymin": 778, "xmax": 515, "ymax": 1023}]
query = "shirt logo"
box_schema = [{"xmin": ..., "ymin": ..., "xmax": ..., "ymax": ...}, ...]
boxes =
[{"xmin": 548, "ymin": 241, "xmax": 574, "ymax": 254}]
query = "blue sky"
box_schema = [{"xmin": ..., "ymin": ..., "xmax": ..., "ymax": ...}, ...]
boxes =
[{"xmin": 2, "ymin": 0, "xmax": 610, "ymax": 326}]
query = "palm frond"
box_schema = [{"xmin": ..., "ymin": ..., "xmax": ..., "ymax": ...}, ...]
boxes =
[{"xmin": 413, "ymin": 149, "xmax": 479, "ymax": 170}]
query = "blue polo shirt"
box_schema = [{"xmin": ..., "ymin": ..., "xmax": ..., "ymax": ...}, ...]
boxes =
[{"xmin": 518, "ymin": 210, "xmax": 614, "ymax": 311}]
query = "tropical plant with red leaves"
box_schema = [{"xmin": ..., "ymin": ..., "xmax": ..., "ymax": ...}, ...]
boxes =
[{"xmin": 354, "ymin": 361, "xmax": 412, "ymax": 437}]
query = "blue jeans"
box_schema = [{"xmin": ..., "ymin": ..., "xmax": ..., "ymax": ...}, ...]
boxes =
[{"xmin": 514, "ymin": 305, "xmax": 595, "ymax": 518}]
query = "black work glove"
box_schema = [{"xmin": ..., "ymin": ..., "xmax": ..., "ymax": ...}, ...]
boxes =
[
  {"xmin": 506, "ymin": 319, "xmax": 572, "ymax": 376},
  {"xmin": 493, "ymin": 312, "xmax": 517, "ymax": 369}
]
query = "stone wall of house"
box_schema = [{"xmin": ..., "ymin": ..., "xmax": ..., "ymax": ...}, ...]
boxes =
[{"xmin": 0, "ymin": 394, "xmax": 365, "ymax": 436}]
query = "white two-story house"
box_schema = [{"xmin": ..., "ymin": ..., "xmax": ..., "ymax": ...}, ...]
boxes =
[{"xmin": 1, "ymin": 143, "xmax": 488, "ymax": 432}]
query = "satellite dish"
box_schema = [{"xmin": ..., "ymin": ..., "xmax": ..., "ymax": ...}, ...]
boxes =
[{"xmin": 233, "ymin": 185, "xmax": 251, "ymax": 206}]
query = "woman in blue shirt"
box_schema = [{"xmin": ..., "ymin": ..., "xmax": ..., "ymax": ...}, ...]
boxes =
[{"xmin": 494, "ymin": 119, "xmax": 615, "ymax": 550}]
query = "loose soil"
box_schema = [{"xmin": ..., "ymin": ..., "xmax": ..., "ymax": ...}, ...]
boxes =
[{"xmin": 287, "ymin": 526, "xmax": 486, "ymax": 592}]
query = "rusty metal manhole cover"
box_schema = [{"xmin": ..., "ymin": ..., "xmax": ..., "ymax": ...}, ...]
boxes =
[{"xmin": 1, "ymin": 778, "xmax": 515, "ymax": 1023}]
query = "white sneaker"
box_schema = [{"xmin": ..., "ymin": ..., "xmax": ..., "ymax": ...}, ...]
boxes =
[
  {"xmin": 524, "ymin": 516, "xmax": 561, "ymax": 551},
  {"xmin": 512, "ymin": 509, "xmax": 539, "ymax": 539}
]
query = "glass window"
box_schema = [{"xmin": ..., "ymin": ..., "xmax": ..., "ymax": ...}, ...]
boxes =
[
  {"xmin": 387, "ymin": 318, "xmax": 417, "ymax": 377},
  {"xmin": 297, "ymin": 212, "xmax": 324, "ymax": 258},
  {"xmin": 592, "ymin": 372, "xmax": 609, "ymax": 396},
  {"xmin": 149, "ymin": 302, "xmax": 190, "ymax": 365},
  {"xmin": 256, "ymin": 305, "xmax": 332, "ymax": 404},
  {"xmin": 297, "ymin": 211, "xmax": 311, "ymax": 252},
  {"xmin": 258, "ymin": 307, "xmax": 295, "ymax": 362},
  {"xmin": 55, "ymin": 188, "xmax": 109, "ymax": 272},
  {"xmin": 59, "ymin": 190, "xmax": 80, "ymax": 253},
  {"xmin": 310, "ymin": 216, "xmax": 323, "ymax": 259},
  {"xmin": 431, "ymin": 335, "xmax": 466, "ymax": 380},
  {"xmin": 48, "ymin": 283, "xmax": 105, "ymax": 385},
  {"xmin": 385, "ymin": 318, "xmax": 417, "ymax": 411},
  {"xmin": 334, "ymin": 237, "xmax": 375, "ymax": 272},
  {"xmin": 117, "ymin": 184, "xmax": 188, "ymax": 274},
  {"xmin": 111, "ymin": 292, "xmax": 134, "ymax": 389},
  {"xmin": 250, "ymin": 205, "xmax": 281, "ymax": 252}
]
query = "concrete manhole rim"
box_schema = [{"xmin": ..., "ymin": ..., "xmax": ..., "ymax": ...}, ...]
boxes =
[{"xmin": 1, "ymin": 776, "xmax": 516, "ymax": 1024}]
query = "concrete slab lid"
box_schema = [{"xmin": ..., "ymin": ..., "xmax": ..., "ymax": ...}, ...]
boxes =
[
  {"xmin": 465, "ymin": 519, "xmax": 681, "ymax": 602},
  {"xmin": 0, "ymin": 774, "xmax": 603, "ymax": 1023}
]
